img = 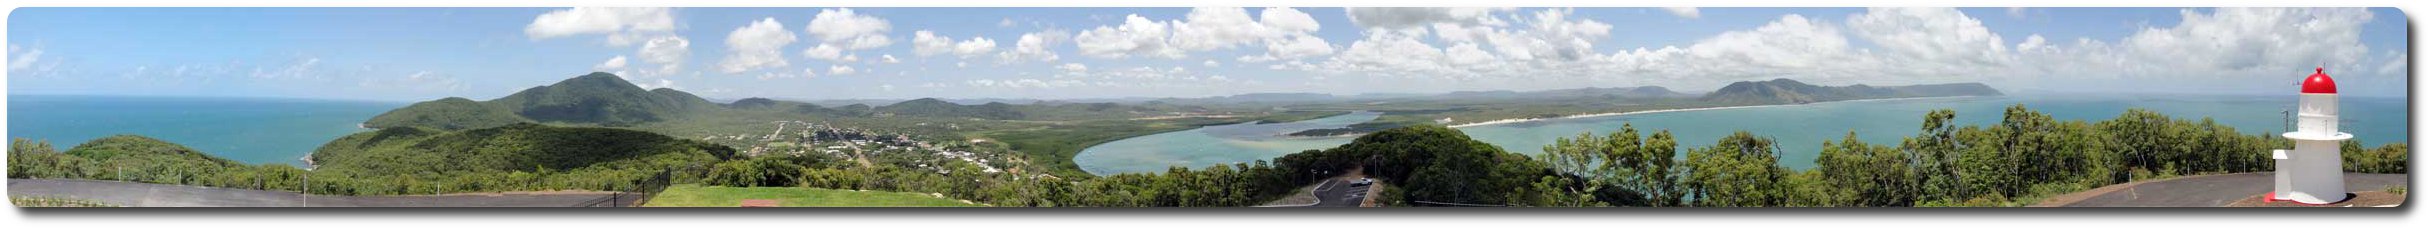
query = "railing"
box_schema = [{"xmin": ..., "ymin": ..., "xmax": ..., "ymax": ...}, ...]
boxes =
[{"xmin": 575, "ymin": 168, "xmax": 676, "ymax": 207}]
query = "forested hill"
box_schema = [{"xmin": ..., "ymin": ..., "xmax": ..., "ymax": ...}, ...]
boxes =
[
  {"xmin": 309, "ymin": 124, "xmax": 731, "ymax": 182},
  {"xmin": 365, "ymin": 72, "xmax": 714, "ymax": 130},
  {"xmin": 874, "ymin": 98, "xmax": 1026, "ymax": 120},
  {"xmin": 1699, "ymin": 79, "xmax": 2002, "ymax": 105}
]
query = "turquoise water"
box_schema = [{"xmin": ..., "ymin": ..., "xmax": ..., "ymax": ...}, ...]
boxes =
[
  {"xmin": 7, "ymin": 95, "xmax": 402, "ymax": 165},
  {"xmin": 1074, "ymin": 94, "xmax": 2410, "ymax": 175}
]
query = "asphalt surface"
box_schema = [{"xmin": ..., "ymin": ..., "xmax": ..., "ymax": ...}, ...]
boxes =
[
  {"xmin": 8, "ymin": 179, "xmax": 639, "ymax": 207},
  {"xmin": 2059, "ymin": 173, "xmax": 2407, "ymax": 207},
  {"xmin": 1309, "ymin": 178, "xmax": 1371, "ymax": 207}
]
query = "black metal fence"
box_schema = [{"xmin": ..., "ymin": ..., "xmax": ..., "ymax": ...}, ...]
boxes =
[{"xmin": 574, "ymin": 168, "xmax": 675, "ymax": 207}]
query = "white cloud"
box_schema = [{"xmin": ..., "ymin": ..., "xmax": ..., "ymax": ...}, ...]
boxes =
[
  {"xmin": 1991, "ymin": 7, "xmax": 2381, "ymax": 89},
  {"xmin": 1240, "ymin": 34, "xmax": 1334, "ymax": 63},
  {"xmin": 1668, "ymin": 14, "xmax": 1861, "ymax": 78},
  {"xmin": 828, "ymin": 65, "xmax": 860, "ymax": 75},
  {"xmin": 2113, "ymin": 8, "xmax": 2373, "ymax": 76},
  {"xmin": 1057, "ymin": 63, "xmax": 1088, "ymax": 73},
  {"xmin": 1311, "ymin": 8, "xmax": 1617, "ymax": 81},
  {"xmin": 802, "ymin": 44, "xmax": 856, "ymax": 61},
  {"xmin": 717, "ymin": 18, "xmax": 798, "ymax": 74},
  {"xmin": 1204, "ymin": 60, "xmax": 1221, "ymax": 67},
  {"xmin": 1077, "ymin": 8, "xmax": 1334, "ymax": 61},
  {"xmin": 594, "ymin": 55, "xmax": 629, "ymax": 70},
  {"xmin": 8, "ymin": 46, "xmax": 42, "ymax": 71},
  {"xmin": 637, "ymin": 36, "xmax": 691, "ymax": 73},
  {"xmin": 997, "ymin": 30, "xmax": 1070, "ymax": 63},
  {"xmin": 912, "ymin": 31, "xmax": 954, "ymax": 56},
  {"xmin": 911, "ymin": 31, "xmax": 997, "ymax": 59},
  {"xmin": 1171, "ymin": 7, "xmax": 1276, "ymax": 51},
  {"xmin": 998, "ymin": 18, "xmax": 1018, "ymax": 28},
  {"xmin": 1261, "ymin": 7, "xmax": 1322, "ymax": 34},
  {"xmin": 1074, "ymin": 14, "xmax": 1187, "ymax": 59},
  {"xmin": 953, "ymin": 37, "xmax": 999, "ymax": 58},
  {"xmin": 806, "ymin": 8, "xmax": 894, "ymax": 50},
  {"xmin": 1343, "ymin": 7, "xmax": 1510, "ymax": 29},
  {"xmin": 525, "ymin": 7, "xmax": 676, "ymax": 46},
  {"xmin": 1846, "ymin": 8, "xmax": 2010, "ymax": 67},
  {"xmin": 2375, "ymin": 51, "xmax": 2406, "ymax": 76},
  {"xmin": 881, "ymin": 54, "xmax": 901, "ymax": 64},
  {"xmin": 1316, "ymin": 30, "xmax": 1458, "ymax": 78},
  {"xmin": 1662, "ymin": 7, "xmax": 1701, "ymax": 19}
]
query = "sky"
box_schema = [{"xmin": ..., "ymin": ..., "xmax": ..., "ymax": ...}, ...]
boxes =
[{"xmin": 4, "ymin": 7, "xmax": 2412, "ymax": 102}]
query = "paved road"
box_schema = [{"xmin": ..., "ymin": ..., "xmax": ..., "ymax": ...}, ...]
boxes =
[
  {"xmin": 8, "ymin": 179, "xmax": 639, "ymax": 207},
  {"xmin": 1309, "ymin": 178, "xmax": 1371, "ymax": 207},
  {"xmin": 2058, "ymin": 173, "xmax": 2406, "ymax": 207}
]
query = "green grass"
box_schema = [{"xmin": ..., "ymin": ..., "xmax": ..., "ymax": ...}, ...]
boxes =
[{"xmin": 643, "ymin": 184, "xmax": 984, "ymax": 207}]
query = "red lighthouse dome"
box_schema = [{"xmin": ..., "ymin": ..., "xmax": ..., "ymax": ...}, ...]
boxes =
[{"xmin": 2302, "ymin": 68, "xmax": 2336, "ymax": 94}]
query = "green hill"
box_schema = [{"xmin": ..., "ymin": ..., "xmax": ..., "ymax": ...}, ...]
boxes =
[
  {"xmin": 1699, "ymin": 79, "xmax": 2001, "ymax": 105},
  {"xmin": 726, "ymin": 97, "xmax": 782, "ymax": 109},
  {"xmin": 362, "ymin": 97, "xmax": 533, "ymax": 130},
  {"xmin": 874, "ymin": 98, "xmax": 1025, "ymax": 120},
  {"xmin": 366, "ymin": 72, "xmax": 715, "ymax": 130},
  {"xmin": 491, "ymin": 72, "xmax": 700, "ymax": 126},
  {"xmin": 310, "ymin": 123, "xmax": 734, "ymax": 177}
]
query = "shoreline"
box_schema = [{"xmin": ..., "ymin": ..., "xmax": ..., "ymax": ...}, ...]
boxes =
[{"xmin": 1446, "ymin": 96, "xmax": 1984, "ymax": 128}]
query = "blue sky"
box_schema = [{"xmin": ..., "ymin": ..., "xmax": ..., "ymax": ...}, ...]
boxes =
[{"xmin": 6, "ymin": 7, "xmax": 2410, "ymax": 102}]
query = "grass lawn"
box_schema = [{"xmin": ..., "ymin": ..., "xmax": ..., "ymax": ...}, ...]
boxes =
[{"xmin": 643, "ymin": 185, "xmax": 984, "ymax": 207}]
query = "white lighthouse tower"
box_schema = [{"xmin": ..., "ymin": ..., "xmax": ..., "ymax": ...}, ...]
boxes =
[{"xmin": 2271, "ymin": 67, "xmax": 2351, "ymax": 204}]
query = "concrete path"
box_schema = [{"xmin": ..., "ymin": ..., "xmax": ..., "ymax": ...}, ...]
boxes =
[
  {"xmin": 1308, "ymin": 178, "xmax": 1372, "ymax": 207},
  {"xmin": 2047, "ymin": 173, "xmax": 2406, "ymax": 207},
  {"xmin": 8, "ymin": 179, "xmax": 639, "ymax": 207}
]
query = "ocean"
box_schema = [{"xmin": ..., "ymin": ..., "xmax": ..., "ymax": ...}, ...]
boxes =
[
  {"xmin": 1073, "ymin": 94, "xmax": 2411, "ymax": 175},
  {"xmin": 6, "ymin": 95, "xmax": 403, "ymax": 165}
]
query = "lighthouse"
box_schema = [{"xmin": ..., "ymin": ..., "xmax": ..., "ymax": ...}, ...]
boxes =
[{"xmin": 2271, "ymin": 67, "xmax": 2351, "ymax": 204}]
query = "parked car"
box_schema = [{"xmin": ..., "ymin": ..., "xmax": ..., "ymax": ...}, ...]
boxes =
[{"xmin": 1351, "ymin": 178, "xmax": 1374, "ymax": 186}]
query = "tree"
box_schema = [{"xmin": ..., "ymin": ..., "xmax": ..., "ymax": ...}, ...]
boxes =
[
  {"xmin": 1814, "ymin": 132, "xmax": 1915, "ymax": 206},
  {"xmin": 1904, "ymin": 109, "xmax": 1964, "ymax": 203},
  {"xmin": 1683, "ymin": 131, "xmax": 1789, "ymax": 207}
]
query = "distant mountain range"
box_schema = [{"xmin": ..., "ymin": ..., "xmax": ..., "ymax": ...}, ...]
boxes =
[
  {"xmin": 365, "ymin": 72, "xmax": 2000, "ymax": 130},
  {"xmin": 365, "ymin": 72, "xmax": 1205, "ymax": 130},
  {"xmin": 1699, "ymin": 78, "xmax": 2002, "ymax": 105}
]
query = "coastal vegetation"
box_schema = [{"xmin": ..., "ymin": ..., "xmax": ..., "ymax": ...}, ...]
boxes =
[
  {"xmin": 643, "ymin": 185, "xmax": 981, "ymax": 207},
  {"xmin": 7, "ymin": 124, "xmax": 731, "ymax": 196},
  {"xmin": 1527, "ymin": 105, "xmax": 2408, "ymax": 207}
]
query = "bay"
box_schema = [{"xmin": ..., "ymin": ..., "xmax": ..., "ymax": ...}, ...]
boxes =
[
  {"xmin": 1073, "ymin": 94, "xmax": 2410, "ymax": 175},
  {"xmin": 7, "ymin": 95, "xmax": 403, "ymax": 165}
]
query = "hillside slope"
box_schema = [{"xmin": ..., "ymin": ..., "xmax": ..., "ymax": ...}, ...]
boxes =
[
  {"xmin": 1699, "ymin": 79, "xmax": 2001, "ymax": 105},
  {"xmin": 365, "ymin": 72, "xmax": 714, "ymax": 129}
]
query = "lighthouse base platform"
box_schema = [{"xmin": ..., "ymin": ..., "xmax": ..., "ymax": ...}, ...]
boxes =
[
  {"xmin": 2033, "ymin": 172, "xmax": 2405, "ymax": 207},
  {"xmin": 2234, "ymin": 191, "xmax": 2404, "ymax": 207}
]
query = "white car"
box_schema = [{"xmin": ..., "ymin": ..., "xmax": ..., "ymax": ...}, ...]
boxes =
[{"xmin": 1351, "ymin": 178, "xmax": 1374, "ymax": 186}]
